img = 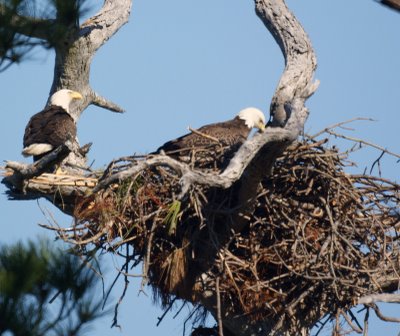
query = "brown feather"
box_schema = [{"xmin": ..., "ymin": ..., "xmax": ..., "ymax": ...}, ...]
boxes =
[
  {"xmin": 156, "ymin": 117, "xmax": 250, "ymax": 169},
  {"xmin": 23, "ymin": 105, "xmax": 76, "ymax": 161},
  {"xmin": 157, "ymin": 117, "xmax": 249, "ymax": 152}
]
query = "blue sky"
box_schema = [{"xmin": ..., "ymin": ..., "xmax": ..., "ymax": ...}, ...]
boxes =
[{"xmin": 1, "ymin": 0, "xmax": 399, "ymax": 335}]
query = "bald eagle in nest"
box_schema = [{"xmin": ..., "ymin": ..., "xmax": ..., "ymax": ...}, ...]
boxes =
[
  {"xmin": 22, "ymin": 89, "xmax": 83, "ymax": 161},
  {"xmin": 155, "ymin": 107, "xmax": 266, "ymax": 170}
]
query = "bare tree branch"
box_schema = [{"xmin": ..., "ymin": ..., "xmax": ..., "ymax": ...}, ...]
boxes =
[
  {"xmin": 4, "ymin": 144, "xmax": 71, "ymax": 181},
  {"xmin": 90, "ymin": 90, "xmax": 125, "ymax": 113},
  {"xmin": 367, "ymin": 303, "xmax": 400, "ymax": 323},
  {"xmin": 255, "ymin": 0, "xmax": 318, "ymax": 126},
  {"xmin": 341, "ymin": 310, "xmax": 363, "ymax": 334},
  {"xmin": 94, "ymin": 127, "xmax": 294, "ymax": 194},
  {"xmin": 359, "ymin": 294, "xmax": 400, "ymax": 305},
  {"xmin": 81, "ymin": 0, "xmax": 132, "ymax": 53}
]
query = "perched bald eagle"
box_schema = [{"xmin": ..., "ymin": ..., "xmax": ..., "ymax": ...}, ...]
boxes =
[
  {"xmin": 155, "ymin": 107, "xmax": 266, "ymax": 169},
  {"xmin": 22, "ymin": 89, "xmax": 83, "ymax": 161}
]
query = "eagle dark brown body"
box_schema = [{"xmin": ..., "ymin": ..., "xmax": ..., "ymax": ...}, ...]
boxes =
[
  {"xmin": 156, "ymin": 108, "xmax": 266, "ymax": 170},
  {"xmin": 22, "ymin": 89, "xmax": 82, "ymax": 162},
  {"xmin": 158, "ymin": 117, "xmax": 249, "ymax": 154},
  {"xmin": 23, "ymin": 106, "xmax": 76, "ymax": 161}
]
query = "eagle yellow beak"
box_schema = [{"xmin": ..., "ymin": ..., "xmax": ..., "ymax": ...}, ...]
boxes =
[
  {"xmin": 257, "ymin": 121, "xmax": 266, "ymax": 132},
  {"xmin": 70, "ymin": 91, "xmax": 83, "ymax": 100}
]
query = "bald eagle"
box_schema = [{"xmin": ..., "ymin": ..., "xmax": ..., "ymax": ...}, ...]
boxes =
[
  {"xmin": 22, "ymin": 89, "xmax": 83, "ymax": 161},
  {"xmin": 155, "ymin": 107, "xmax": 266, "ymax": 169}
]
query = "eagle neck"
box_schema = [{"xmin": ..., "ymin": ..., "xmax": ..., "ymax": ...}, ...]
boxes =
[
  {"xmin": 234, "ymin": 116, "xmax": 251, "ymax": 131},
  {"xmin": 49, "ymin": 104, "xmax": 77, "ymax": 123}
]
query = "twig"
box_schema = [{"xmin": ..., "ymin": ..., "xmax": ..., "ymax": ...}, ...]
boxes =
[
  {"xmin": 216, "ymin": 276, "xmax": 224, "ymax": 336},
  {"xmin": 341, "ymin": 310, "xmax": 363, "ymax": 334},
  {"xmin": 141, "ymin": 220, "xmax": 157, "ymax": 291},
  {"xmin": 370, "ymin": 150, "xmax": 385, "ymax": 175},
  {"xmin": 325, "ymin": 129, "xmax": 400, "ymax": 159},
  {"xmin": 367, "ymin": 303, "xmax": 400, "ymax": 323},
  {"xmin": 111, "ymin": 245, "xmax": 130, "ymax": 329},
  {"xmin": 363, "ymin": 307, "xmax": 369, "ymax": 336},
  {"xmin": 156, "ymin": 298, "xmax": 177, "ymax": 327},
  {"xmin": 310, "ymin": 117, "xmax": 375, "ymax": 139},
  {"xmin": 182, "ymin": 305, "xmax": 201, "ymax": 336},
  {"xmin": 188, "ymin": 127, "xmax": 220, "ymax": 143},
  {"xmin": 314, "ymin": 315, "xmax": 332, "ymax": 336},
  {"xmin": 173, "ymin": 301, "xmax": 187, "ymax": 319}
]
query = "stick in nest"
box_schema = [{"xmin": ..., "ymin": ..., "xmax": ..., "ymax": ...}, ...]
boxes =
[{"xmin": 188, "ymin": 127, "xmax": 221, "ymax": 143}]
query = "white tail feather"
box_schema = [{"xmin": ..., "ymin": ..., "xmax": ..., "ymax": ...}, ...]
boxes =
[{"xmin": 22, "ymin": 143, "xmax": 54, "ymax": 157}]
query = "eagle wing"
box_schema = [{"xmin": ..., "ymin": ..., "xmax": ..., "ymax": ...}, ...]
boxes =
[
  {"xmin": 156, "ymin": 117, "xmax": 249, "ymax": 170},
  {"xmin": 23, "ymin": 106, "xmax": 76, "ymax": 148},
  {"xmin": 157, "ymin": 118, "xmax": 249, "ymax": 154}
]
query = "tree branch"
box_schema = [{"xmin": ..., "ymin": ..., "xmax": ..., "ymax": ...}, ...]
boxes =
[
  {"xmin": 359, "ymin": 294, "xmax": 400, "ymax": 305},
  {"xmin": 229, "ymin": 0, "xmax": 319, "ymax": 233},
  {"xmin": 80, "ymin": 0, "xmax": 132, "ymax": 53},
  {"xmin": 94, "ymin": 127, "xmax": 294, "ymax": 194},
  {"xmin": 90, "ymin": 90, "xmax": 125, "ymax": 113},
  {"xmin": 367, "ymin": 303, "xmax": 400, "ymax": 323},
  {"xmin": 4, "ymin": 144, "xmax": 71, "ymax": 181},
  {"xmin": 255, "ymin": 0, "xmax": 318, "ymax": 126}
]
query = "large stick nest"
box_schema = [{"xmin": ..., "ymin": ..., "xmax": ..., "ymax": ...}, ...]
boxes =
[{"xmin": 44, "ymin": 132, "xmax": 400, "ymax": 330}]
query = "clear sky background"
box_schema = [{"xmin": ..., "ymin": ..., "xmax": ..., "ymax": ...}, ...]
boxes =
[{"xmin": 1, "ymin": 0, "xmax": 399, "ymax": 335}]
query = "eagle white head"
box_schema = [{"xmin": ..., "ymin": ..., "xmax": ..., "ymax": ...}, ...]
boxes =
[
  {"xmin": 49, "ymin": 89, "xmax": 83, "ymax": 116},
  {"xmin": 237, "ymin": 107, "xmax": 266, "ymax": 132}
]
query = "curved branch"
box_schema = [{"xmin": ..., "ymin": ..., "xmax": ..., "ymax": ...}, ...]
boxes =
[
  {"xmin": 94, "ymin": 127, "xmax": 294, "ymax": 194},
  {"xmin": 256, "ymin": 0, "xmax": 318, "ymax": 126},
  {"xmin": 80, "ymin": 0, "xmax": 132, "ymax": 53},
  {"xmin": 367, "ymin": 303, "xmax": 400, "ymax": 323},
  {"xmin": 230, "ymin": 0, "xmax": 319, "ymax": 234}
]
